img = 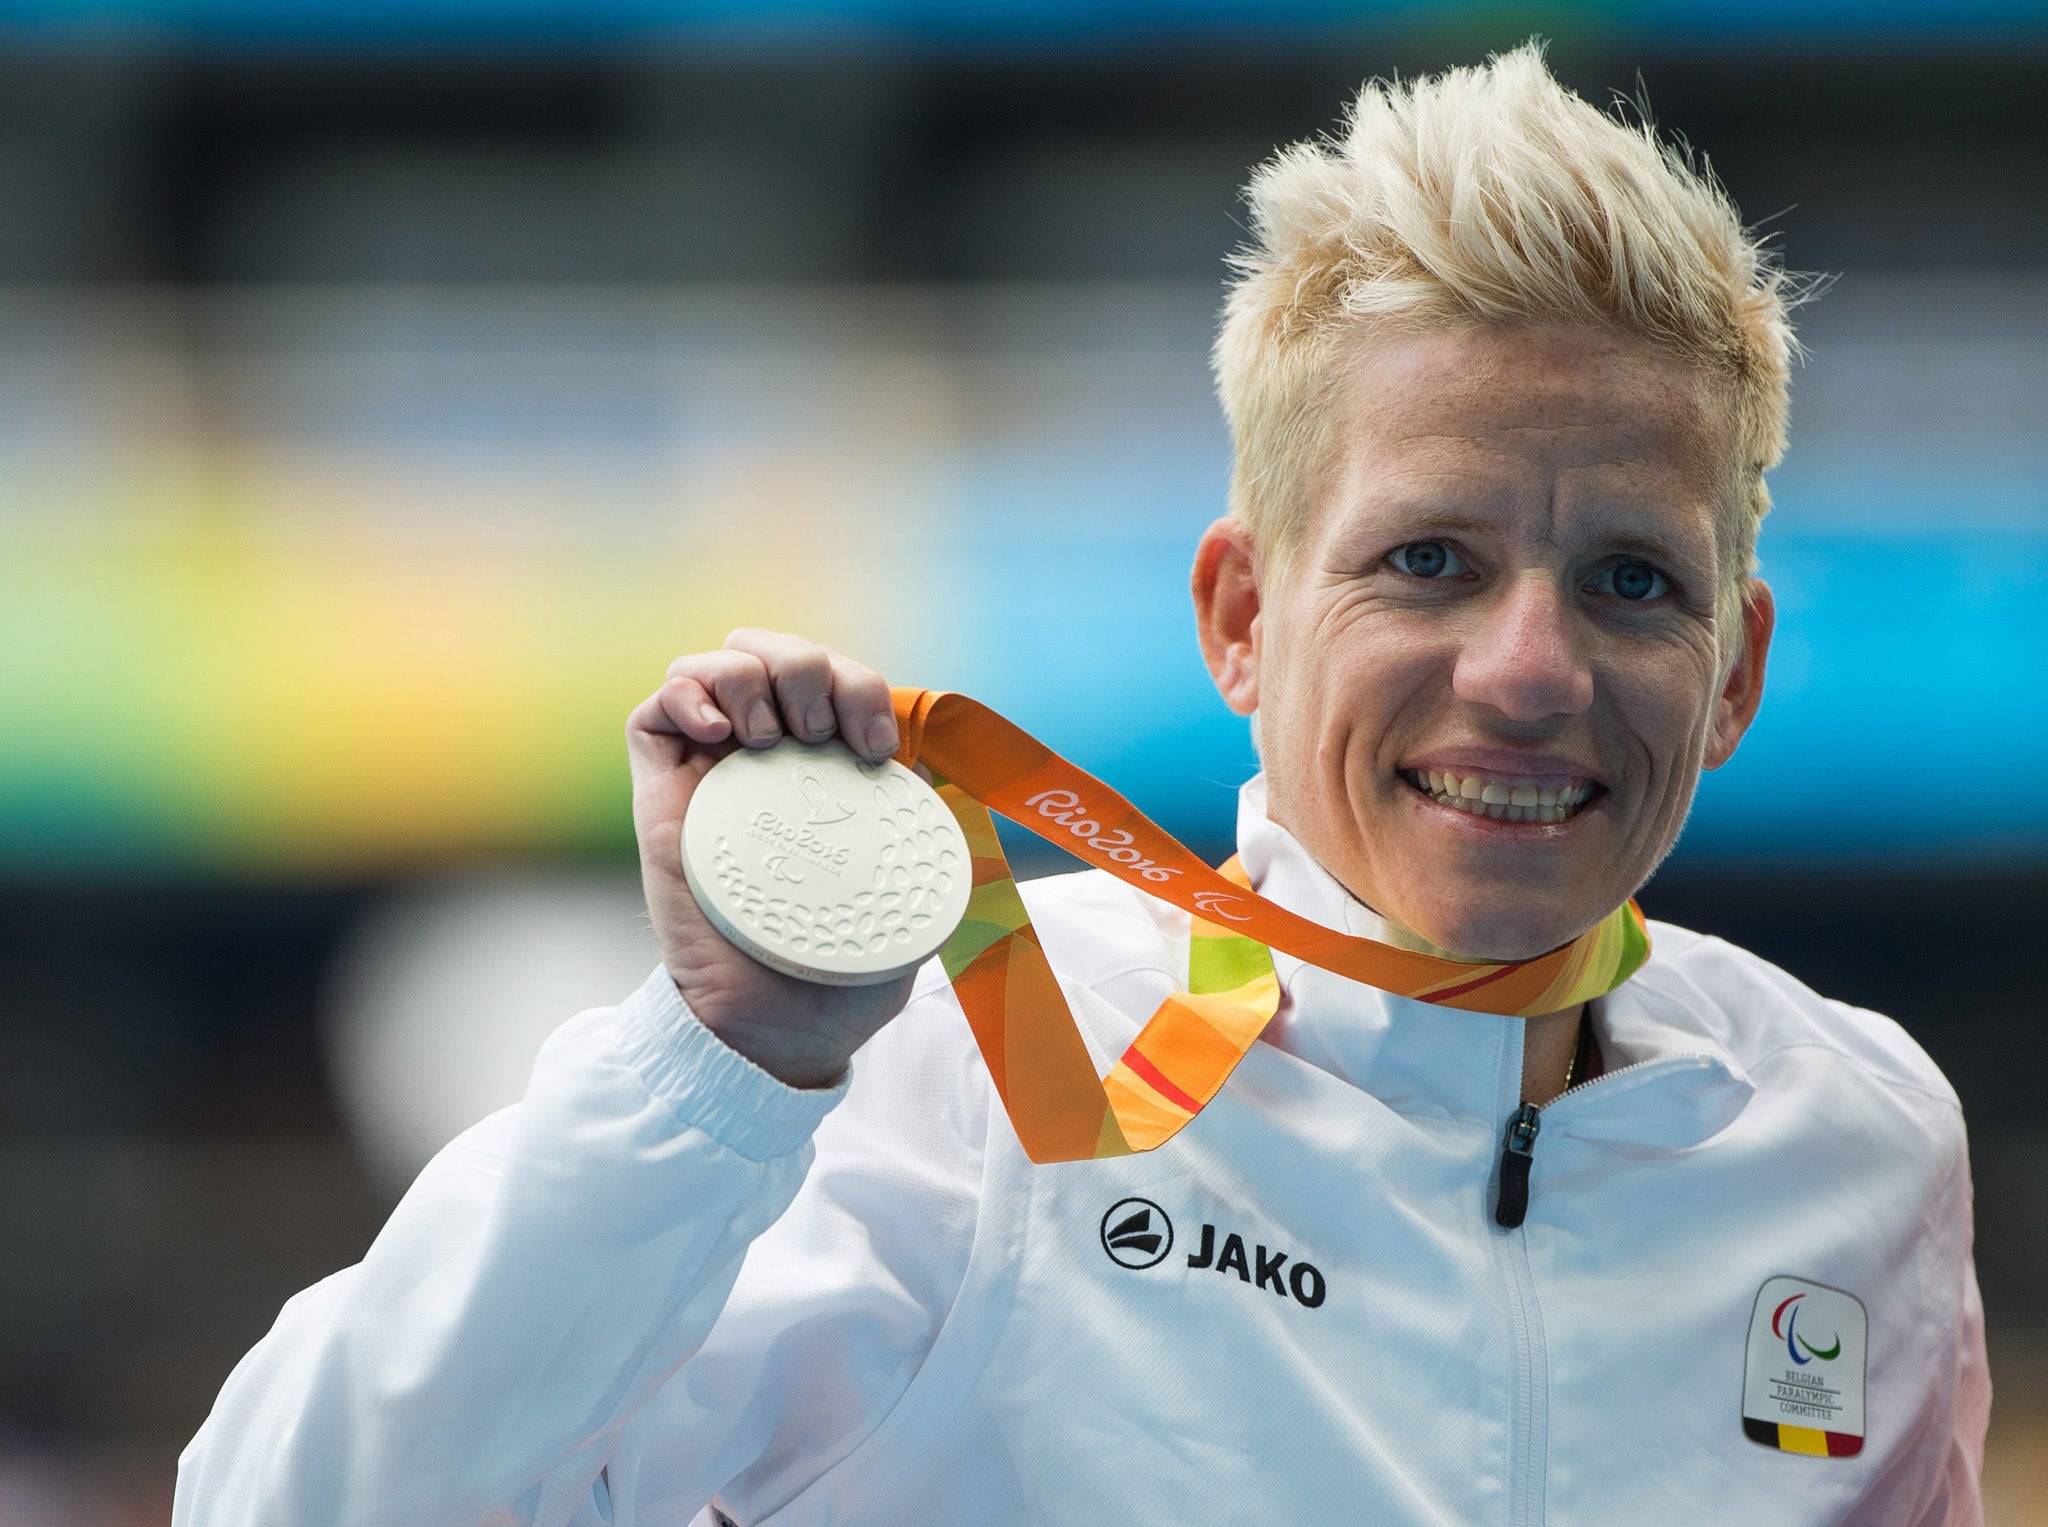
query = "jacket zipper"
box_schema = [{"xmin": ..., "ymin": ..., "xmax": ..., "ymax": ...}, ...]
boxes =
[
  {"xmin": 1494, "ymin": 1103, "xmax": 1540, "ymax": 1230},
  {"xmin": 1493, "ymin": 1052, "xmax": 1722, "ymax": 1228},
  {"xmin": 1492, "ymin": 1047, "xmax": 1547, "ymax": 1527},
  {"xmin": 1488, "ymin": 1050, "xmax": 1724, "ymax": 1525}
]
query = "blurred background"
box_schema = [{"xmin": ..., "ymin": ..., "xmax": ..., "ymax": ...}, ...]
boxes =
[{"xmin": 0, "ymin": 0, "xmax": 2043, "ymax": 1520}]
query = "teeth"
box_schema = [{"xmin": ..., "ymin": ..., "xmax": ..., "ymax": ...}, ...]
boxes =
[{"xmin": 1404, "ymin": 769, "xmax": 1596, "ymax": 825}]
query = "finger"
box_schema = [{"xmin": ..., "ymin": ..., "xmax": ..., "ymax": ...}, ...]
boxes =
[
  {"xmin": 659, "ymin": 648, "xmax": 781, "ymax": 748},
  {"xmin": 633, "ymin": 673, "xmax": 731, "ymax": 744},
  {"xmin": 698, "ymin": 648, "xmax": 781, "ymax": 747},
  {"xmin": 825, "ymin": 650, "xmax": 898, "ymax": 760},
  {"xmin": 724, "ymin": 628, "xmax": 837, "ymax": 743},
  {"xmin": 625, "ymin": 677, "xmax": 729, "ymax": 785}
]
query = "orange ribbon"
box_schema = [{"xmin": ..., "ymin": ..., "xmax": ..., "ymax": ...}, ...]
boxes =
[{"xmin": 893, "ymin": 688, "xmax": 1650, "ymax": 1163}]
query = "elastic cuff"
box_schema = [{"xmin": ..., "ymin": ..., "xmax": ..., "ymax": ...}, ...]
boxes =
[{"xmin": 616, "ymin": 965, "xmax": 850, "ymax": 1162}]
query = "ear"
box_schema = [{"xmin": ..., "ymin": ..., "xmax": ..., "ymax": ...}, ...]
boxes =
[
  {"xmin": 1703, "ymin": 577, "xmax": 1774, "ymax": 770},
  {"xmin": 1192, "ymin": 517, "xmax": 1263, "ymax": 717}
]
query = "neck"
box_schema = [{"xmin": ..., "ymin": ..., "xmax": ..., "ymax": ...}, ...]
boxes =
[{"xmin": 1520, "ymin": 1003, "xmax": 1590, "ymax": 1107}]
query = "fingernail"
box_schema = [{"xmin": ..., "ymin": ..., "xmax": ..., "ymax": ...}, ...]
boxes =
[
  {"xmin": 805, "ymin": 696, "xmax": 835, "ymax": 738},
  {"xmin": 749, "ymin": 699, "xmax": 781, "ymax": 740},
  {"xmin": 698, "ymin": 704, "xmax": 725, "ymax": 730},
  {"xmin": 865, "ymin": 716, "xmax": 899, "ymax": 758}
]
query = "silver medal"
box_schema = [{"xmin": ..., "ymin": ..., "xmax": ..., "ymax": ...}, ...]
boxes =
[{"xmin": 680, "ymin": 738, "xmax": 973, "ymax": 986}]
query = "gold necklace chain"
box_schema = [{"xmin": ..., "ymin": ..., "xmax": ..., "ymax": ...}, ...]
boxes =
[{"xmin": 1561, "ymin": 1013, "xmax": 1584, "ymax": 1094}]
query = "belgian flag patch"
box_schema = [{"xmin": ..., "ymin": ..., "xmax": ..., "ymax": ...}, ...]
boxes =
[{"xmin": 1742, "ymin": 1277, "xmax": 1867, "ymax": 1458}]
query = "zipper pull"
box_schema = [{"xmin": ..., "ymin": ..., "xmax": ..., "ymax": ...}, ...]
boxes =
[{"xmin": 1494, "ymin": 1102, "xmax": 1541, "ymax": 1229}]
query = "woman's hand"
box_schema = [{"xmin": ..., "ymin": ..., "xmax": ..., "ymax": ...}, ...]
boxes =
[{"xmin": 626, "ymin": 630, "xmax": 912, "ymax": 1088}]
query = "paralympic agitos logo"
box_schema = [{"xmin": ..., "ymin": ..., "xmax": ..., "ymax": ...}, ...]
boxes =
[
  {"xmin": 1773, "ymin": 1292, "xmax": 1842, "ymax": 1365},
  {"xmin": 1099, "ymin": 1197, "xmax": 1326, "ymax": 1308}
]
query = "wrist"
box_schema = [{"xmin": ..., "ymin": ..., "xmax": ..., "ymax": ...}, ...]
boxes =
[
  {"xmin": 620, "ymin": 965, "xmax": 848, "ymax": 1162},
  {"xmin": 670, "ymin": 974, "xmax": 854, "ymax": 1090}
]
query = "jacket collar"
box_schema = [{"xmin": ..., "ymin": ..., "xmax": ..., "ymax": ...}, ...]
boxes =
[{"xmin": 1233, "ymin": 774, "xmax": 1753, "ymax": 1146}]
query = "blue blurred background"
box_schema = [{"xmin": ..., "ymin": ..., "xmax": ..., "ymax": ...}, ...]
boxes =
[{"xmin": 0, "ymin": 2, "xmax": 2044, "ymax": 1520}]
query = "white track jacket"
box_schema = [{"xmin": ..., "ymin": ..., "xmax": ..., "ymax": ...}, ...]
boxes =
[{"xmin": 175, "ymin": 780, "xmax": 1989, "ymax": 1526}]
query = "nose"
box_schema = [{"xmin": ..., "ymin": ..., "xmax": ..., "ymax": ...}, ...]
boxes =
[{"xmin": 1451, "ymin": 570, "xmax": 1594, "ymax": 724}]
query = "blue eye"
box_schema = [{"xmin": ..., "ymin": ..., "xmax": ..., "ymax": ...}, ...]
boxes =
[
  {"xmin": 1593, "ymin": 560, "xmax": 1668, "ymax": 601},
  {"xmin": 1392, "ymin": 541, "xmax": 1467, "ymax": 579}
]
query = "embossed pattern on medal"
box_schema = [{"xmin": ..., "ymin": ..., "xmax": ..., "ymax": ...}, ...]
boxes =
[
  {"xmin": 709, "ymin": 771, "xmax": 960, "ymax": 961},
  {"xmin": 682, "ymin": 737, "xmax": 971, "ymax": 984}
]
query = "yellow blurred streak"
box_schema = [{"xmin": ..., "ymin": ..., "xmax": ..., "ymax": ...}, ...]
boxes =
[{"xmin": 1, "ymin": 449, "xmax": 922, "ymax": 873}]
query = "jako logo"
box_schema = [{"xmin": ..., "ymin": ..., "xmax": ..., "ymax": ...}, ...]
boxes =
[
  {"xmin": 1773, "ymin": 1293, "xmax": 1842, "ymax": 1366},
  {"xmin": 1187, "ymin": 1222, "xmax": 1326, "ymax": 1308},
  {"xmin": 1099, "ymin": 1197, "xmax": 1174, "ymax": 1270}
]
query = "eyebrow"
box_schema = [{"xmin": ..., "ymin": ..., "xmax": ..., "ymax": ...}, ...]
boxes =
[
  {"xmin": 1597, "ymin": 528, "xmax": 1695, "ymax": 564},
  {"xmin": 1355, "ymin": 504, "xmax": 1506, "ymax": 540},
  {"xmin": 1582, "ymin": 523, "xmax": 1711, "ymax": 569}
]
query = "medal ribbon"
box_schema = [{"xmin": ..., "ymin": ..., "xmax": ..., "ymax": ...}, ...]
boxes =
[{"xmin": 892, "ymin": 688, "xmax": 1650, "ymax": 1164}]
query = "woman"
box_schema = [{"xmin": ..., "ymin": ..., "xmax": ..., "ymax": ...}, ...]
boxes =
[{"xmin": 177, "ymin": 44, "xmax": 1986, "ymax": 1526}]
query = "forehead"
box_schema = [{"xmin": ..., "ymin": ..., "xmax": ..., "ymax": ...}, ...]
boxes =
[{"xmin": 1314, "ymin": 322, "xmax": 1734, "ymax": 550}]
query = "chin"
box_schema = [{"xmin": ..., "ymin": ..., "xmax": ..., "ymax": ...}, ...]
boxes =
[{"xmin": 1398, "ymin": 892, "xmax": 1592, "ymax": 965}]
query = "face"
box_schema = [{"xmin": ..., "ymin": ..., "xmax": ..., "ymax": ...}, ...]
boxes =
[{"xmin": 1194, "ymin": 323, "xmax": 1773, "ymax": 961}]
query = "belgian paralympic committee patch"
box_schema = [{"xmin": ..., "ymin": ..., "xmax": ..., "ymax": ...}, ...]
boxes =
[
  {"xmin": 1741, "ymin": 1276, "xmax": 1867, "ymax": 1458},
  {"xmin": 681, "ymin": 738, "xmax": 972, "ymax": 986}
]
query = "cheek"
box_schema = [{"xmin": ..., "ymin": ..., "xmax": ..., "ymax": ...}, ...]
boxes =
[
  {"xmin": 1313, "ymin": 620, "xmax": 1448, "ymax": 773},
  {"xmin": 1600, "ymin": 641, "xmax": 1721, "ymax": 795}
]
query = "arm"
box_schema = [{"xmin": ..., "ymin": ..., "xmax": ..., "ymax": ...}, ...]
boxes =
[
  {"xmin": 174, "ymin": 971, "xmax": 842, "ymax": 1525},
  {"xmin": 175, "ymin": 965, "xmax": 987, "ymax": 1527},
  {"xmin": 1904, "ymin": 1119, "xmax": 1991, "ymax": 1527},
  {"xmin": 1913, "ymin": 1223, "xmax": 1991, "ymax": 1527},
  {"xmin": 177, "ymin": 634, "xmax": 967, "ymax": 1525},
  {"xmin": 1928, "ymin": 1250, "xmax": 1992, "ymax": 1527}
]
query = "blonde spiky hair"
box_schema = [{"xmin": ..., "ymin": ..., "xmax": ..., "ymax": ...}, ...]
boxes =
[{"xmin": 1214, "ymin": 41, "xmax": 1798, "ymax": 609}]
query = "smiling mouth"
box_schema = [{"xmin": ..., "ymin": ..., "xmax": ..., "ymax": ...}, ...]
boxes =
[{"xmin": 1399, "ymin": 768, "xmax": 1599, "ymax": 826}]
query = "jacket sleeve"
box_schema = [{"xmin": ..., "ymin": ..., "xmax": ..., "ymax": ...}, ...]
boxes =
[
  {"xmin": 1901, "ymin": 1119, "xmax": 1991, "ymax": 1527},
  {"xmin": 1915, "ymin": 1209, "xmax": 1991, "ymax": 1526},
  {"xmin": 172, "ymin": 964, "xmax": 987, "ymax": 1527},
  {"xmin": 1925, "ymin": 1249, "xmax": 1991, "ymax": 1527}
]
